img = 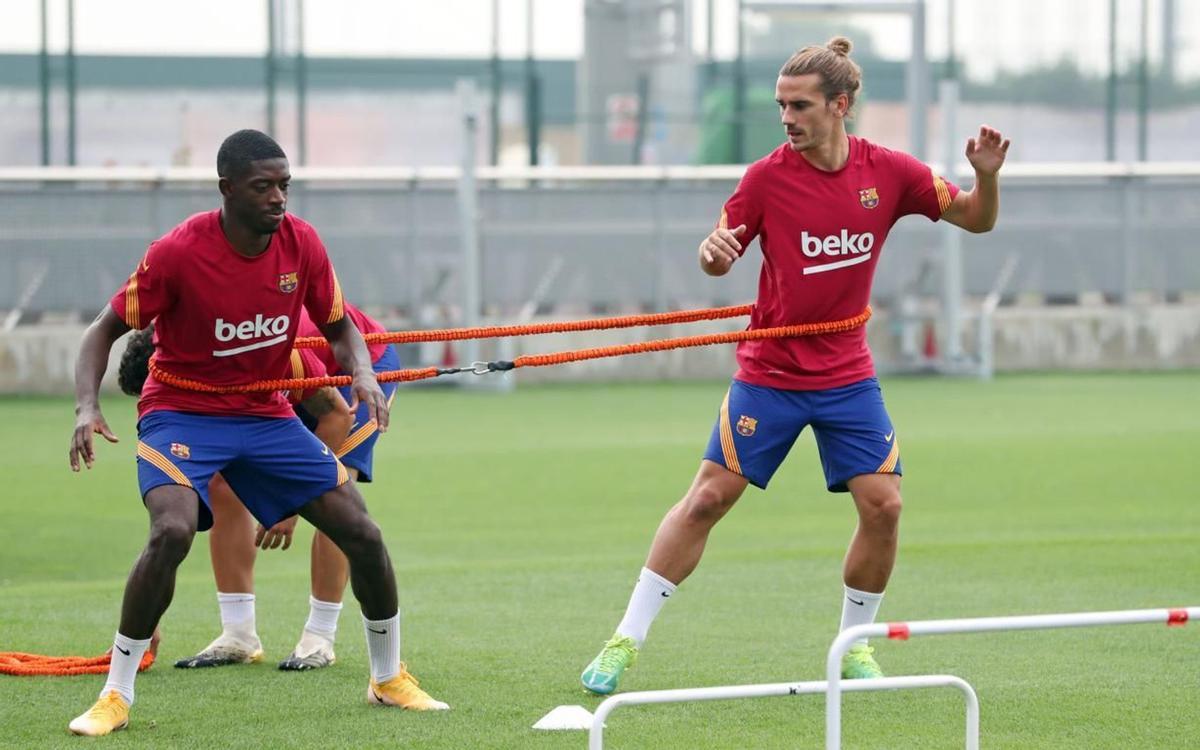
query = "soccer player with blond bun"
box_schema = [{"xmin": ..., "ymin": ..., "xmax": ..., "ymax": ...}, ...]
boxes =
[
  {"xmin": 581, "ymin": 37, "xmax": 1009, "ymax": 694},
  {"xmin": 68, "ymin": 129, "xmax": 446, "ymax": 737}
]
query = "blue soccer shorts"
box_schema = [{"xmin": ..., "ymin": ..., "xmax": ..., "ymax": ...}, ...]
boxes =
[
  {"xmin": 136, "ymin": 411, "xmax": 350, "ymax": 531},
  {"xmin": 703, "ymin": 377, "xmax": 901, "ymax": 492},
  {"xmin": 295, "ymin": 344, "xmax": 399, "ymax": 483}
]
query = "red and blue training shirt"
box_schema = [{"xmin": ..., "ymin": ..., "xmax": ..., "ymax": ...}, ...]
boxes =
[{"xmin": 720, "ymin": 136, "xmax": 959, "ymax": 391}]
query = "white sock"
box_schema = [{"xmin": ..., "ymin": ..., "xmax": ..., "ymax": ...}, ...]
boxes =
[
  {"xmin": 305, "ymin": 596, "xmax": 343, "ymax": 640},
  {"xmin": 840, "ymin": 585, "xmax": 884, "ymax": 646},
  {"xmin": 615, "ymin": 567, "xmax": 678, "ymax": 646},
  {"xmin": 217, "ymin": 592, "xmax": 257, "ymax": 635},
  {"xmin": 363, "ymin": 613, "xmax": 400, "ymax": 683},
  {"xmin": 102, "ymin": 633, "xmax": 151, "ymax": 705}
]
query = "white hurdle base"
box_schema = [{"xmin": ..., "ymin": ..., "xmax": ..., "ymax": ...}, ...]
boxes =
[
  {"xmin": 588, "ymin": 674, "xmax": 978, "ymax": 750},
  {"xmin": 826, "ymin": 606, "xmax": 1200, "ymax": 750}
]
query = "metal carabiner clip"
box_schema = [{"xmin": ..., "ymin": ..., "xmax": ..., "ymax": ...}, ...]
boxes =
[{"xmin": 468, "ymin": 361, "xmax": 493, "ymax": 375}]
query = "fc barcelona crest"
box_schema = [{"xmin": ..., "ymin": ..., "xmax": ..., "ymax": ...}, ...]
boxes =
[
  {"xmin": 736, "ymin": 415, "xmax": 758, "ymax": 437},
  {"xmin": 278, "ymin": 271, "xmax": 299, "ymax": 293},
  {"xmin": 170, "ymin": 442, "xmax": 191, "ymax": 460},
  {"xmin": 858, "ymin": 187, "xmax": 879, "ymax": 209}
]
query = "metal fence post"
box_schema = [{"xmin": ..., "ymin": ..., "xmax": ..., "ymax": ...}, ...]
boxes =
[{"xmin": 457, "ymin": 79, "xmax": 482, "ymax": 369}]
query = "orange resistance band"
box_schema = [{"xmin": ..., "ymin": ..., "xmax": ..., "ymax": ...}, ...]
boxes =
[
  {"xmin": 0, "ymin": 650, "xmax": 155, "ymax": 677},
  {"xmin": 293, "ymin": 303, "xmax": 754, "ymax": 348},
  {"xmin": 510, "ymin": 306, "xmax": 871, "ymax": 371},
  {"xmin": 20, "ymin": 305, "xmax": 867, "ymax": 675},
  {"xmin": 149, "ymin": 306, "xmax": 872, "ymax": 395}
]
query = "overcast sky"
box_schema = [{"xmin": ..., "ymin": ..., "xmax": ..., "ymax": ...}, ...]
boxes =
[{"xmin": 2, "ymin": 0, "xmax": 1195, "ymax": 80}]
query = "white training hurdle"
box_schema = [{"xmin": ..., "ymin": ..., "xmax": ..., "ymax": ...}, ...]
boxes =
[
  {"xmin": 583, "ymin": 606, "xmax": 1196, "ymax": 749},
  {"xmin": 826, "ymin": 606, "xmax": 1199, "ymax": 749},
  {"xmin": 589, "ymin": 675, "xmax": 978, "ymax": 750}
]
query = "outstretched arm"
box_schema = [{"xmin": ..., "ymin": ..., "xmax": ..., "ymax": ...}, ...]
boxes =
[
  {"xmin": 942, "ymin": 125, "xmax": 1010, "ymax": 234},
  {"xmin": 70, "ymin": 305, "xmax": 131, "ymax": 471}
]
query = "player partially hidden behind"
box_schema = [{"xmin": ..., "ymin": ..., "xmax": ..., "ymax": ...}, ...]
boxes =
[
  {"xmin": 119, "ymin": 303, "xmax": 400, "ymax": 673},
  {"xmin": 68, "ymin": 129, "xmax": 447, "ymax": 737},
  {"xmin": 579, "ymin": 37, "xmax": 1010, "ymax": 694}
]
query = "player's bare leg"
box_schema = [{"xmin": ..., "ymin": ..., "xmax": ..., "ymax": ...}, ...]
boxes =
[
  {"xmin": 843, "ymin": 473, "xmax": 901, "ymax": 592},
  {"xmin": 646, "ymin": 460, "xmax": 750, "ymax": 584},
  {"xmin": 70, "ymin": 486, "xmax": 198, "ymax": 735},
  {"xmin": 279, "ymin": 468, "xmax": 357, "ymax": 671},
  {"xmin": 311, "ymin": 526, "xmax": 350, "ymax": 601},
  {"xmin": 298, "ymin": 482, "xmax": 447, "ymax": 709},
  {"xmin": 839, "ymin": 472, "xmax": 903, "ymax": 679},
  {"xmin": 582, "ymin": 460, "xmax": 749, "ymax": 694},
  {"xmin": 176, "ymin": 476, "xmax": 264, "ymax": 669},
  {"xmin": 119, "ymin": 486, "xmax": 200, "ymax": 638},
  {"xmin": 208, "ymin": 474, "xmax": 258, "ymax": 593}
]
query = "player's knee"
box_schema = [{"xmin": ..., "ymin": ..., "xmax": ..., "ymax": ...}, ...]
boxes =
[
  {"xmin": 858, "ymin": 491, "xmax": 902, "ymax": 529},
  {"xmin": 337, "ymin": 515, "xmax": 385, "ymax": 561},
  {"xmin": 682, "ymin": 483, "xmax": 737, "ymax": 525},
  {"xmin": 147, "ymin": 517, "xmax": 195, "ymax": 564}
]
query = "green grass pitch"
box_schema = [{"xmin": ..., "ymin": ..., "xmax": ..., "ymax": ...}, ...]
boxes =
[{"xmin": 1, "ymin": 373, "xmax": 1197, "ymax": 749}]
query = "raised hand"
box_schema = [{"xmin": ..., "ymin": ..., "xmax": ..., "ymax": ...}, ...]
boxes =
[{"xmin": 965, "ymin": 125, "xmax": 1010, "ymax": 176}]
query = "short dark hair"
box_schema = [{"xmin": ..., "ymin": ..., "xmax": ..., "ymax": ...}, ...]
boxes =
[
  {"xmin": 118, "ymin": 326, "xmax": 155, "ymax": 396},
  {"xmin": 217, "ymin": 129, "xmax": 286, "ymax": 179}
]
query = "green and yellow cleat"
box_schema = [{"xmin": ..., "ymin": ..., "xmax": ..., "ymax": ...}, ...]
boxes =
[
  {"xmin": 580, "ymin": 634, "xmax": 639, "ymax": 695},
  {"xmin": 841, "ymin": 643, "xmax": 884, "ymax": 680},
  {"xmin": 68, "ymin": 690, "xmax": 130, "ymax": 736}
]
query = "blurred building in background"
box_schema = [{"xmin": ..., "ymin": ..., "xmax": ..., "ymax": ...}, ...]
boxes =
[
  {"xmin": 0, "ymin": 0, "xmax": 1198, "ymax": 392},
  {"xmin": 3, "ymin": 0, "xmax": 1199, "ymax": 167}
]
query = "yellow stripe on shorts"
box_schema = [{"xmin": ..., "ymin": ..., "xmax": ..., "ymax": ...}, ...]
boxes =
[
  {"xmin": 137, "ymin": 442, "xmax": 193, "ymax": 488},
  {"xmin": 336, "ymin": 420, "xmax": 377, "ymax": 458},
  {"xmin": 335, "ymin": 390, "xmax": 394, "ymax": 457},
  {"xmin": 876, "ymin": 437, "xmax": 900, "ymax": 474},
  {"xmin": 718, "ymin": 388, "xmax": 742, "ymax": 476}
]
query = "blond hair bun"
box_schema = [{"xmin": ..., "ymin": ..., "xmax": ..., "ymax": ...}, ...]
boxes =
[{"xmin": 827, "ymin": 37, "xmax": 852, "ymax": 56}]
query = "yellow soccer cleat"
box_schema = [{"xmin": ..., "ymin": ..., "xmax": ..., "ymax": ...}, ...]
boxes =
[
  {"xmin": 367, "ymin": 664, "xmax": 449, "ymax": 711},
  {"xmin": 68, "ymin": 690, "xmax": 130, "ymax": 736}
]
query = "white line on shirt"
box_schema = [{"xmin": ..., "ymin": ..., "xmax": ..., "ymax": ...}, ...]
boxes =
[
  {"xmin": 211, "ymin": 334, "xmax": 289, "ymax": 358},
  {"xmin": 802, "ymin": 253, "xmax": 873, "ymax": 275}
]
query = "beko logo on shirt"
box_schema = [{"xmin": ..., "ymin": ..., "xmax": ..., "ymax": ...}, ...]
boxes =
[
  {"xmin": 800, "ymin": 230, "xmax": 876, "ymax": 275},
  {"xmin": 212, "ymin": 314, "xmax": 290, "ymax": 357}
]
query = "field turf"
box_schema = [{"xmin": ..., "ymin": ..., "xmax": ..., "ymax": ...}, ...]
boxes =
[{"xmin": 0, "ymin": 373, "xmax": 1197, "ymax": 749}]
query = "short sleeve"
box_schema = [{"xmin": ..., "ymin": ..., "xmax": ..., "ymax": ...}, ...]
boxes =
[
  {"xmin": 109, "ymin": 241, "xmax": 173, "ymax": 330},
  {"xmin": 718, "ymin": 162, "xmax": 766, "ymax": 255},
  {"xmin": 286, "ymin": 348, "xmax": 328, "ymax": 404},
  {"xmin": 302, "ymin": 229, "xmax": 345, "ymax": 326},
  {"xmin": 892, "ymin": 151, "xmax": 960, "ymax": 222}
]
